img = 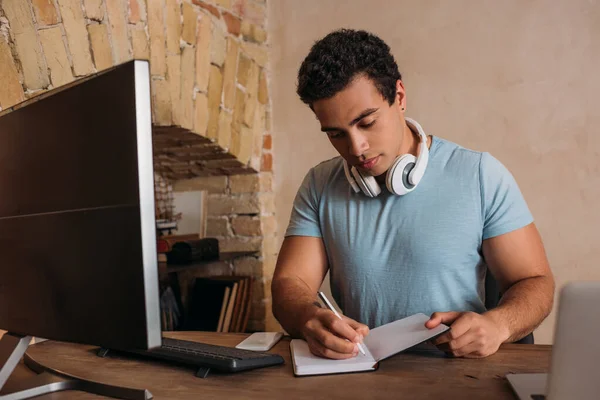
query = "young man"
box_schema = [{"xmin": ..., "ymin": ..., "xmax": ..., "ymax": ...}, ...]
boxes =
[{"xmin": 272, "ymin": 29, "xmax": 554, "ymax": 359}]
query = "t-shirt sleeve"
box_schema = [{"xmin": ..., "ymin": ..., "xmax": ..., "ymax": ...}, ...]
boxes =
[
  {"xmin": 480, "ymin": 152, "xmax": 534, "ymax": 240},
  {"xmin": 284, "ymin": 168, "xmax": 322, "ymax": 238}
]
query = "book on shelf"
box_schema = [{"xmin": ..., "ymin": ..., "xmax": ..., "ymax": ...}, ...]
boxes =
[
  {"xmin": 210, "ymin": 276, "xmax": 248, "ymax": 332},
  {"xmin": 184, "ymin": 278, "xmax": 233, "ymax": 331},
  {"xmin": 184, "ymin": 275, "xmax": 254, "ymax": 333},
  {"xmin": 231, "ymin": 277, "xmax": 247, "ymax": 332},
  {"xmin": 221, "ymin": 281, "xmax": 237, "ymax": 333},
  {"xmin": 216, "ymin": 286, "xmax": 230, "ymax": 332},
  {"xmin": 239, "ymin": 276, "xmax": 254, "ymax": 333}
]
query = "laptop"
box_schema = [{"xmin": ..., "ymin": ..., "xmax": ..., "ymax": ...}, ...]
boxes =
[{"xmin": 506, "ymin": 281, "xmax": 600, "ymax": 400}]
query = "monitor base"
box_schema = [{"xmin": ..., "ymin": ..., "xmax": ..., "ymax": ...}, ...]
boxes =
[{"xmin": 0, "ymin": 333, "xmax": 152, "ymax": 400}]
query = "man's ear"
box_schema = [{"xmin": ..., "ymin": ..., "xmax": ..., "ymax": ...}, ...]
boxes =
[{"xmin": 396, "ymin": 79, "xmax": 406, "ymax": 110}]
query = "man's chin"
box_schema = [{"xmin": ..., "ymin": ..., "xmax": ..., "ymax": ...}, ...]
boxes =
[
  {"xmin": 356, "ymin": 168, "xmax": 387, "ymax": 179},
  {"xmin": 353, "ymin": 157, "xmax": 389, "ymax": 177},
  {"xmin": 364, "ymin": 164, "xmax": 389, "ymax": 177}
]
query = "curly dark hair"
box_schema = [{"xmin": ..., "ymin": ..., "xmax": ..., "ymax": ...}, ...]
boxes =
[{"xmin": 297, "ymin": 29, "xmax": 402, "ymax": 106}]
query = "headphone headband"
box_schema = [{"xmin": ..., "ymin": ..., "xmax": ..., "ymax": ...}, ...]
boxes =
[{"xmin": 404, "ymin": 118, "xmax": 429, "ymax": 186}]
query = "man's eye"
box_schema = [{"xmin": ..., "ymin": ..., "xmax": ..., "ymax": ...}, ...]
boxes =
[
  {"xmin": 360, "ymin": 120, "xmax": 376, "ymax": 129},
  {"xmin": 328, "ymin": 131, "xmax": 344, "ymax": 139}
]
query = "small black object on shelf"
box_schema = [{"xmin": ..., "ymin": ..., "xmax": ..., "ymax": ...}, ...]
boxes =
[
  {"xmin": 164, "ymin": 251, "xmax": 259, "ymax": 274},
  {"xmin": 166, "ymin": 238, "xmax": 219, "ymax": 265}
]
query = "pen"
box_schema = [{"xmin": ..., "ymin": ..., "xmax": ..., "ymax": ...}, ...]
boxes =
[{"xmin": 317, "ymin": 291, "xmax": 366, "ymax": 356}]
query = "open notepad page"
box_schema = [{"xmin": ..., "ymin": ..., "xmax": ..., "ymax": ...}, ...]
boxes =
[
  {"xmin": 290, "ymin": 340, "xmax": 378, "ymax": 376},
  {"xmin": 290, "ymin": 313, "xmax": 449, "ymax": 376},
  {"xmin": 364, "ymin": 313, "xmax": 449, "ymax": 361}
]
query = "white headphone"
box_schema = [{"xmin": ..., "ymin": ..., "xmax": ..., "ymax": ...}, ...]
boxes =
[{"xmin": 343, "ymin": 117, "xmax": 429, "ymax": 197}]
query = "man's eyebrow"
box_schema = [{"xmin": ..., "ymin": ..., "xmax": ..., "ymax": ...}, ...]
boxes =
[{"xmin": 320, "ymin": 108, "xmax": 379, "ymax": 132}]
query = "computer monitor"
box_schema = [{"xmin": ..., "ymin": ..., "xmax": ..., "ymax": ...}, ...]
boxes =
[{"xmin": 0, "ymin": 60, "xmax": 161, "ymax": 399}]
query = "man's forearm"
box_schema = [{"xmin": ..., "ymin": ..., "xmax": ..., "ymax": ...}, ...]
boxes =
[
  {"xmin": 484, "ymin": 275, "xmax": 555, "ymax": 343},
  {"xmin": 271, "ymin": 276, "xmax": 320, "ymax": 338}
]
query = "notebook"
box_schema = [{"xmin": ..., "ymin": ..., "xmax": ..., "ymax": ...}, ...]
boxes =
[{"xmin": 290, "ymin": 313, "xmax": 449, "ymax": 376}]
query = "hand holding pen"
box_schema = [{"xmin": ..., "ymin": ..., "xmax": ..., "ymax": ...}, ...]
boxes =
[{"xmin": 318, "ymin": 292, "xmax": 368, "ymax": 355}]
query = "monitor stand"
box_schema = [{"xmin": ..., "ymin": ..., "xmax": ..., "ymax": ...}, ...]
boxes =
[{"xmin": 0, "ymin": 333, "xmax": 152, "ymax": 400}]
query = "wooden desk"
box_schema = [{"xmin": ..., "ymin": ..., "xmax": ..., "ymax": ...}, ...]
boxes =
[{"xmin": 1, "ymin": 332, "xmax": 551, "ymax": 399}]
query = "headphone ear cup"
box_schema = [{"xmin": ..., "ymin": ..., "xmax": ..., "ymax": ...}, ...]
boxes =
[
  {"xmin": 343, "ymin": 160, "xmax": 361, "ymax": 193},
  {"xmin": 386, "ymin": 154, "xmax": 417, "ymax": 196},
  {"xmin": 351, "ymin": 166, "xmax": 382, "ymax": 197}
]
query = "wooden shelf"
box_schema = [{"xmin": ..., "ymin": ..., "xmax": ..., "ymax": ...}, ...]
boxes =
[
  {"xmin": 165, "ymin": 251, "xmax": 258, "ymax": 273},
  {"xmin": 159, "ymin": 251, "xmax": 258, "ymax": 332}
]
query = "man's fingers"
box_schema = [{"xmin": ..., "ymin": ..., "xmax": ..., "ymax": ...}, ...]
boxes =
[
  {"xmin": 342, "ymin": 316, "xmax": 370, "ymax": 340},
  {"xmin": 447, "ymin": 330, "xmax": 477, "ymax": 354},
  {"xmin": 431, "ymin": 332, "xmax": 451, "ymax": 345},
  {"xmin": 434, "ymin": 333, "xmax": 477, "ymax": 357},
  {"xmin": 323, "ymin": 312, "xmax": 363, "ymax": 344},
  {"xmin": 432, "ymin": 317, "xmax": 500, "ymax": 358},
  {"xmin": 425, "ymin": 311, "xmax": 462, "ymax": 328},
  {"xmin": 449, "ymin": 339, "xmax": 481, "ymax": 358},
  {"xmin": 446, "ymin": 314, "xmax": 474, "ymax": 340},
  {"xmin": 313, "ymin": 323, "xmax": 358, "ymax": 354},
  {"xmin": 431, "ymin": 314, "xmax": 472, "ymax": 345},
  {"xmin": 302, "ymin": 310, "xmax": 366, "ymax": 358},
  {"xmin": 306, "ymin": 335, "xmax": 357, "ymax": 360}
]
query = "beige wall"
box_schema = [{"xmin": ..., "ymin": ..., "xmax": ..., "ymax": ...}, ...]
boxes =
[{"xmin": 268, "ymin": 0, "xmax": 600, "ymax": 344}]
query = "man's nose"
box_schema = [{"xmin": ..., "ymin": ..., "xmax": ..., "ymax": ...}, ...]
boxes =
[{"xmin": 348, "ymin": 130, "xmax": 369, "ymax": 157}]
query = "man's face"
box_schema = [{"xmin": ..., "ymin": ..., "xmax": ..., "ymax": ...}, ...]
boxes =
[{"xmin": 312, "ymin": 75, "xmax": 406, "ymax": 177}]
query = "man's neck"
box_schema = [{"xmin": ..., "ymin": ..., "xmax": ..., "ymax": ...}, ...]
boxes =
[{"xmin": 402, "ymin": 122, "xmax": 421, "ymax": 157}]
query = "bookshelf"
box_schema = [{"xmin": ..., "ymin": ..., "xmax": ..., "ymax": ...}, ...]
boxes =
[{"xmin": 158, "ymin": 251, "xmax": 259, "ymax": 333}]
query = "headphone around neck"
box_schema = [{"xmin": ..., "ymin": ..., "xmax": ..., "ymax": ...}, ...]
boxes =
[{"xmin": 342, "ymin": 117, "xmax": 429, "ymax": 197}]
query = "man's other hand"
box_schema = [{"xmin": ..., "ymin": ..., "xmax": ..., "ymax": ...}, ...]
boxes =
[
  {"xmin": 300, "ymin": 306, "xmax": 369, "ymax": 360},
  {"xmin": 425, "ymin": 311, "xmax": 510, "ymax": 358}
]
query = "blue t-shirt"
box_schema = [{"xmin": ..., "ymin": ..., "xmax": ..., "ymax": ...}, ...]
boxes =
[{"xmin": 284, "ymin": 136, "xmax": 533, "ymax": 329}]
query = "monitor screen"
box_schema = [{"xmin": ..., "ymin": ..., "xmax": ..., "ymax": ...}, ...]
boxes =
[{"xmin": 0, "ymin": 60, "xmax": 161, "ymax": 351}]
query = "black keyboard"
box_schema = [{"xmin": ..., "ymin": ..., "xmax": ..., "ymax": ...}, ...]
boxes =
[{"xmin": 124, "ymin": 337, "xmax": 284, "ymax": 376}]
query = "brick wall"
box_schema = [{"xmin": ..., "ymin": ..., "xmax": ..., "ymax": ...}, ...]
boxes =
[
  {"xmin": 173, "ymin": 172, "xmax": 279, "ymax": 332},
  {"xmin": 0, "ymin": 0, "xmax": 278, "ymax": 331}
]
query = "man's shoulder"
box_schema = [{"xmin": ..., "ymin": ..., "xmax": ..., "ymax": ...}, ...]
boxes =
[
  {"xmin": 433, "ymin": 136, "xmax": 483, "ymax": 160},
  {"xmin": 432, "ymin": 136, "xmax": 486, "ymax": 172},
  {"xmin": 308, "ymin": 156, "xmax": 345, "ymax": 182},
  {"xmin": 432, "ymin": 136, "xmax": 518, "ymax": 193},
  {"xmin": 313, "ymin": 155, "xmax": 344, "ymax": 171}
]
